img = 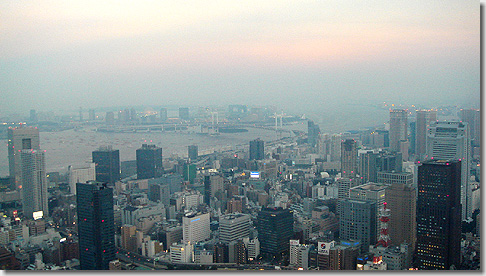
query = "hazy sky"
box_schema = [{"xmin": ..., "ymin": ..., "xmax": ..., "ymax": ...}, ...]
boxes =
[{"xmin": 1, "ymin": 0, "xmax": 479, "ymax": 115}]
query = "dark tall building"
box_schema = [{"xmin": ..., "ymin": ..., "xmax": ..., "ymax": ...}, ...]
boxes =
[
  {"xmin": 136, "ymin": 144, "xmax": 163, "ymax": 180},
  {"xmin": 179, "ymin": 107, "xmax": 189, "ymax": 120},
  {"xmin": 307, "ymin": 120, "xmax": 320, "ymax": 149},
  {"xmin": 256, "ymin": 207, "xmax": 293, "ymax": 258},
  {"xmin": 339, "ymin": 199, "xmax": 377, "ymax": 253},
  {"xmin": 376, "ymin": 150, "xmax": 402, "ymax": 173},
  {"xmin": 415, "ymin": 160, "xmax": 461, "ymax": 270},
  {"xmin": 249, "ymin": 139, "xmax": 265, "ymax": 160},
  {"xmin": 188, "ymin": 145, "xmax": 198, "ymax": 161},
  {"xmin": 359, "ymin": 150, "xmax": 378, "ymax": 183},
  {"xmin": 76, "ymin": 181, "xmax": 115, "ymax": 270},
  {"xmin": 92, "ymin": 146, "xmax": 120, "ymax": 185}
]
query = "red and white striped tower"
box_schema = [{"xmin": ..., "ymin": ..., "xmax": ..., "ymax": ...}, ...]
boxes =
[{"xmin": 376, "ymin": 202, "xmax": 391, "ymax": 247}]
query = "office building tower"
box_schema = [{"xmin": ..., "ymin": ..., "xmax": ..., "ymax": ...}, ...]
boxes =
[
  {"xmin": 148, "ymin": 182, "xmax": 170, "ymax": 206},
  {"xmin": 459, "ymin": 108, "xmax": 480, "ymax": 147},
  {"xmin": 76, "ymin": 181, "xmax": 115, "ymax": 270},
  {"xmin": 415, "ymin": 110, "xmax": 437, "ymax": 160},
  {"xmin": 389, "ymin": 109, "xmax": 408, "ymax": 152},
  {"xmin": 29, "ymin": 109, "xmax": 37, "ymax": 123},
  {"xmin": 120, "ymin": 160, "xmax": 137, "ymax": 179},
  {"xmin": 376, "ymin": 151, "xmax": 403, "ymax": 172},
  {"xmin": 256, "ymin": 207, "xmax": 293, "ymax": 258},
  {"xmin": 21, "ymin": 150, "xmax": 48, "ymax": 219},
  {"xmin": 415, "ymin": 160, "xmax": 461, "ymax": 270},
  {"xmin": 159, "ymin": 108, "xmax": 167, "ymax": 122},
  {"xmin": 203, "ymin": 174, "xmax": 224, "ymax": 204},
  {"xmin": 182, "ymin": 212, "xmax": 210, "ymax": 243},
  {"xmin": 8, "ymin": 126, "xmax": 40, "ymax": 189},
  {"xmin": 339, "ymin": 199, "xmax": 377, "ymax": 253},
  {"xmin": 426, "ymin": 121, "xmax": 470, "ymax": 220},
  {"xmin": 349, "ymin": 183, "xmax": 387, "ymax": 243},
  {"xmin": 341, "ymin": 139, "xmax": 357, "ymax": 178},
  {"xmin": 179, "ymin": 107, "xmax": 189, "ymax": 120},
  {"xmin": 136, "ymin": 144, "xmax": 163, "ymax": 180},
  {"xmin": 68, "ymin": 163, "xmax": 96, "ymax": 195},
  {"xmin": 359, "ymin": 151, "xmax": 379, "ymax": 183},
  {"xmin": 249, "ymin": 138, "xmax": 265, "ymax": 160},
  {"xmin": 289, "ymin": 240, "xmax": 310, "ymax": 270},
  {"xmin": 92, "ymin": 146, "xmax": 120, "ymax": 185},
  {"xmin": 219, "ymin": 213, "xmax": 250, "ymax": 244},
  {"xmin": 380, "ymin": 173, "xmax": 416, "ymax": 250},
  {"xmin": 183, "ymin": 163, "xmax": 196, "ymax": 184},
  {"xmin": 307, "ymin": 120, "xmax": 320, "ymax": 149},
  {"xmin": 89, "ymin": 109, "xmax": 96, "ymax": 121},
  {"xmin": 409, "ymin": 121, "xmax": 416, "ymax": 155},
  {"xmin": 188, "ymin": 145, "xmax": 198, "ymax": 161}
]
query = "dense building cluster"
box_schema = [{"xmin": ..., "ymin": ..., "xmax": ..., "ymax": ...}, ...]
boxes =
[{"xmin": 0, "ymin": 105, "xmax": 480, "ymax": 270}]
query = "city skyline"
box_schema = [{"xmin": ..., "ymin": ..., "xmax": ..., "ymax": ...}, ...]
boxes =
[{"xmin": 0, "ymin": 1, "xmax": 479, "ymax": 115}]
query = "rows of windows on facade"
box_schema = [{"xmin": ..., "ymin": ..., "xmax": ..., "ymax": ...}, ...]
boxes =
[{"xmin": 0, "ymin": 106, "xmax": 479, "ymax": 270}]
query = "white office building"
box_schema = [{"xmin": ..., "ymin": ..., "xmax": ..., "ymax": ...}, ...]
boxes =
[
  {"xmin": 68, "ymin": 163, "xmax": 95, "ymax": 195},
  {"xmin": 183, "ymin": 212, "xmax": 210, "ymax": 243}
]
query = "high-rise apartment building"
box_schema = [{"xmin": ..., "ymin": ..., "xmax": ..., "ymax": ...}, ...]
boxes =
[
  {"xmin": 389, "ymin": 109, "xmax": 408, "ymax": 152},
  {"xmin": 68, "ymin": 163, "xmax": 96, "ymax": 195},
  {"xmin": 249, "ymin": 139, "xmax": 265, "ymax": 160},
  {"xmin": 256, "ymin": 207, "xmax": 293, "ymax": 258},
  {"xmin": 136, "ymin": 144, "xmax": 163, "ymax": 180},
  {"xmin": 219, "ymin": 213, "xmax": 250, "ymax": 244},
  {"xmin": 92, "ymin": 146, "xmax": 120, "ymax": 185},
  {"xmin": 8, "ymin": 126, "xmax": 40, "ymax": 189},
  {"xmin": 415, "ymin": 110, "xmax": 437, "ymax": 160},
  {"xmin": 182, "ymin": 212, "xmax": 210, "ymax": 243},
  {"xmin": 76, "ymin": 181, "xmax": 115, "ymax": 270},
  {"xmin": 426, "ymin": 121, "xmax": 470, "ymax": 220},
  {"xmin": 415, "ymin": 160, "xmax": 461, "ymax": 270},
  {"xmin": 339, "ymin": 199, "xmax": 377, "ymax": 253},
  {"xmin": 21, "ymin": 150, "xmax": 48, "ymax": 219}
]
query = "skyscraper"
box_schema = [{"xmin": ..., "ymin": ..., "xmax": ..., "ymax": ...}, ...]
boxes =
[
  {"xmin": 307, "ymin": 120, "xmax": 320, "ymax": 149},
  {"xmin": 68, "ymin": 163, "xmax": 96, "ymax": 195},
  {"xmin": 339, "ymin": 199, "xmax": 377, "ymax": 253},
  {"xmin": 188, "ymin": 145, "xmax": 198, "ymax": 161},
  {"xmin": 21, "ymin": 150, "xmax": 48, "ymax": 219},
  {"xmin": 415, "ymin": 160, "xmax": 461, "ymax": 270},
  {"xmin": 76, "ymin": 181, "xmax": 115, "ymax": 270},
  {"xmin": 389, "ymin": 109, "xmax": 408, "ymax": 152},
  {"xmin": 337, "ymin": 139, "xmax": 358, "ymax": 200},
  {"xmin": 136, "ymin": 144, "xmax": 163, "ymax": 180},
  {"xmin": 426, "ymin": 121, "xmax": 470, "ymax": 220},
  {"xmin": 341, "ymin": 139, "xmax": 357, "ymax": 178},
  {"xmin": 459, "ymin": 108, "xmax": 480, "ymax": 147},
  {"xmin": 415, "ymin": 109, "xmax": 437, "ymax": 161},
  {"xmin": 92, "ymin": 146, "xmax": 120, "ymax": 185},
  {"xmin": 359, "ymin": 150, "xmax": 378, "ymax": 184},
  {"xmin": 383, "ymin": 176, "xmax": 416, "ymax": 250},
  {"xmin": 8, "ymin": 126, "xmax": 40, "ymax": 189},
  {"xmin": 29, "ymin": 109, "xmax": 37, "ymax": 123},
  {"xmin": 256, "ymin": 207, "xmax": 293, "ymax": 258},
  {"xmin": 249, "ymin": 138, "xmax": 264, "ymax": 160}
]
